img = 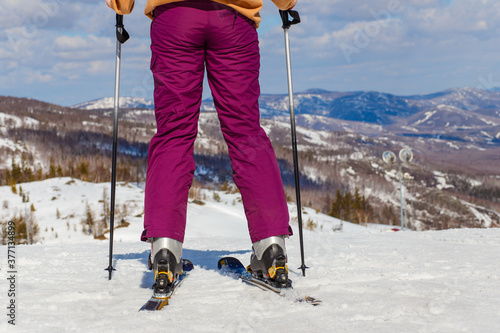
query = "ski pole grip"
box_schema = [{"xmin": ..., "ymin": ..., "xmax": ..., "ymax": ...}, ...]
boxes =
[
  {"xmin": 279, "ymin": 9, "xmax": 301, "ymax": 29},
  {"xmin": 115, "ymin": 14, "xmax": 130, "ymax": 44}
]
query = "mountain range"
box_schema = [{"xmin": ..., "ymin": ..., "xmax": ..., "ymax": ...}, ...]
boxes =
[
  {"xmin": 2, "ymin": 87, "xmax": 500, "ymax": 232},
  {"xmin": 74, "ymin": 87, "xmax": 500, "ymax": 146}
]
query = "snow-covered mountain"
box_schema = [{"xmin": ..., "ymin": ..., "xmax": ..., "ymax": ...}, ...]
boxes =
[
  {"xmin": 2, "ymin": 94, "xmax": 500, "ymax": 232},
  {"xmin": 73, "ymin": 97, "xmax": 154, "ymax": 110},
  {"xmin": 73, "ymin": 88, "xmax": 500, "ymax": 121},
  {"xmin": 1, "ymin": 89, "xmax": 498, "ymax": 252},
  {"xmin": 1, "ymin": 178, "xmax": 499, "ymax": 332},
  {"xmin": 73, "ymin": 88, "xmax": 500, "ymax": 145}
]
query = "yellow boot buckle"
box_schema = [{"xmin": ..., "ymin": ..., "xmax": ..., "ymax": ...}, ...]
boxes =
[{"xmin": 268, "ymin": 265, "xmax": 288, "ymax": 279}]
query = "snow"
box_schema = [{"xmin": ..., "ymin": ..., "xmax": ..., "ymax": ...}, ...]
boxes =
[
  {"xmin": 459, "ymin": 199, "xmax": 499, "ymax": 228},
  {"xmin": 413, "ymin": 110, "xmax": 437, "ymax": 126},
  {"xmin": 446, "ymin": 141, "xmax": 460, "ymax": 150},
  {"xmin": 0, "ymin": 112, "xmax": 39, "ymax": 129},
  {"xmin": 346, "ymin": 165, "xmax": 356, "ymax": 175},
  {"xmin": 479, "ymin": 118, "xmax": 496, "ymax": 126},
  {"xmin": 0, "ymin": 138, "xmax": 44, "ymax": 170},
  {"xmin": 481, "ymin": 131, "xmax": 493, "ymax": 139},
  {"xmin": 201, "ymin": 104, "xmax": 216, "ymax": 112},
  {"xmin": 0, "ymin": 137, "xmax": 24, "ymax": 152},
  {"xmin": 468, "ymin": 178, "xmax": 482, "ymax": 187},
  {"xmin": 401, "ymin": 125, "xmax": 419, "ymax": 132},
  {"xmin": 467, "ymin": 206, "xmax": 493, "ymax": 228},
  {"xmin": 73, "ymin": 97, "xmax": 154, "ymax": 110},
  {"xmin": 1, "ymin": 178, "xmax": 500, "ymax": 332},
  {"xmin": 350, "ymin": 151, "xmax": 364, "ymax": 160},
  {"xmin": 384, "ymin": 169, "xmax": 398, "ymax": 182},
  {"xmin": 0, "ymin": 112, "xmax": 41, "ymax": 168},
  {"xmin": 299, "ymin": 129, "xmax": 330, "ymax": 147},
  {"xmin": 0, "ymin": 113, "xmax": 23, "ymax": 127},
  {"xmin": 82, "ymin": 120, "xmax": 105, "ymax": 128},
  {"xmin": 302, "ymin": 165, "xmax": 327, "ymax": 183},
  {"xmin": 434, "ymin": 171, "xmax": 454, "ymax": 190}
]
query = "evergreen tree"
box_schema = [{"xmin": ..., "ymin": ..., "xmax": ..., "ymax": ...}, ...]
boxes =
[{"xmin": 329, "ymin": 188, "xmax": 373, "ymax": 224}]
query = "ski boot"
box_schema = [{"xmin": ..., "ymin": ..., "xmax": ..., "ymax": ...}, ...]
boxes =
[
  {"xmin": 249, "ymin": 236, "xmax": 291, "ymax": 288},
  {"xmin": 148, "ymin": 237, "xmax": 183, "ymax": 296}
]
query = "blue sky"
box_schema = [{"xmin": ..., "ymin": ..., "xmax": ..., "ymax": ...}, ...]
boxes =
[{"xmin": 1, "ymin": 0, "xmax": 500, "ymax": 106}]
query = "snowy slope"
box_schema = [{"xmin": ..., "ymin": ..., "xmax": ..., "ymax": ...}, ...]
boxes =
[{"xmin": 1, "ymin": 179, "xmax": 500, "ymax": 332}]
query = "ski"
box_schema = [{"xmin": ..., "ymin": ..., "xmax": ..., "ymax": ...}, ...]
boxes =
[
  {"xmin": 139, "ymin": 259, "xmax": 194, "ymax": 311},
  {"xmin": 217, "ymin": 257, "xmax": 321, "ymax": 306}
]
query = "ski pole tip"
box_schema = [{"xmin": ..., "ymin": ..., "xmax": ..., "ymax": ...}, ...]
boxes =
[
  {"xmin": 298, "ymin": 264, "xmax": 309, "ymax": 277},
  {"xmin": 105, "ymin": 266, "xmax": 116, "ymax": 280}
]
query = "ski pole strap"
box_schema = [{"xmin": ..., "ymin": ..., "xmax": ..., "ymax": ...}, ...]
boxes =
[
  {"xmin": 279, "ymin": 9, "xmax": 300, "ymax": 29},
  {"xmin": 116, "ymin": 14, "xmax": 130, "ymax": 44}
]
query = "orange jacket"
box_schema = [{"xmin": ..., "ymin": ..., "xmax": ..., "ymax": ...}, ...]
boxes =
[{"xmin": 109, "ymin": 0, "xmax": 296, "ymax": 27}]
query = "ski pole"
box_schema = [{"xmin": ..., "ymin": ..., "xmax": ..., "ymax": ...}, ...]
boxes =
[
  {"xmin": 106, "ymin": 14, "xmax": 129, "ymax": 281},
  {"xmin": 279, "ymin": 9, "xmax": 308, "ymax": 277}
]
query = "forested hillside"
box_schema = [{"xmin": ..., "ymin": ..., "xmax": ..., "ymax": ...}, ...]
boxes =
[{"xmin": 1, "ymin": 95, "xmax": 499, "ymax": 232}]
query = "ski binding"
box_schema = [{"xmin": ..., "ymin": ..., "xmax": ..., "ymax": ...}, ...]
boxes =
[
  {"xmin": 139, "ymin": 259, "xmax": 194, "ymax": 311},
  {"xmin": 218, "ymin": 256, "xmax": 321, "ymax": 306}
]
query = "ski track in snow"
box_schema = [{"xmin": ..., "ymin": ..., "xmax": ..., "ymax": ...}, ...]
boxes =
[{"xmin": 1, "ymin": 179, "xmax": 499, "ymax": 332}]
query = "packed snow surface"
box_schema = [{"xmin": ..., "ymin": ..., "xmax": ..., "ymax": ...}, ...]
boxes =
[{"xmin": 1, "ymin": 178, "xmax": 499, "ymax": 332}]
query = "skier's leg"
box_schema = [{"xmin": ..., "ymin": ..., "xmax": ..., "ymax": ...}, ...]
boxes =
[
  {"xmin": 204, "ymin": 8, "xmax": 291, "ymax": 244},
  {"xmin": 142, "ymin": 3, "xmax": 206, "ymax": 243}
]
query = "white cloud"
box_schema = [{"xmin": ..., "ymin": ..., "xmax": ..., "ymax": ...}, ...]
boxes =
[
  {"xmin": 2, "ymin": 0, "xmax": 500, "ymax": 105},
  {"xmin": 53, "ymin": 35, "xmax": 114, "ymax": 60},
  {"xmin": 259, "ymin": 0, "xmax": 500, "ymax": 95},
  {"xmin": 26, "ymin": 71, "xmax": 53, "ymax": 84}
]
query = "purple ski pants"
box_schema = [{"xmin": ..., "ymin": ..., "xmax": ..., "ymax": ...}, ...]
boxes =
[{"xmin": 142, "ymin": 0, "xmax": 291, "ymax": 244}]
